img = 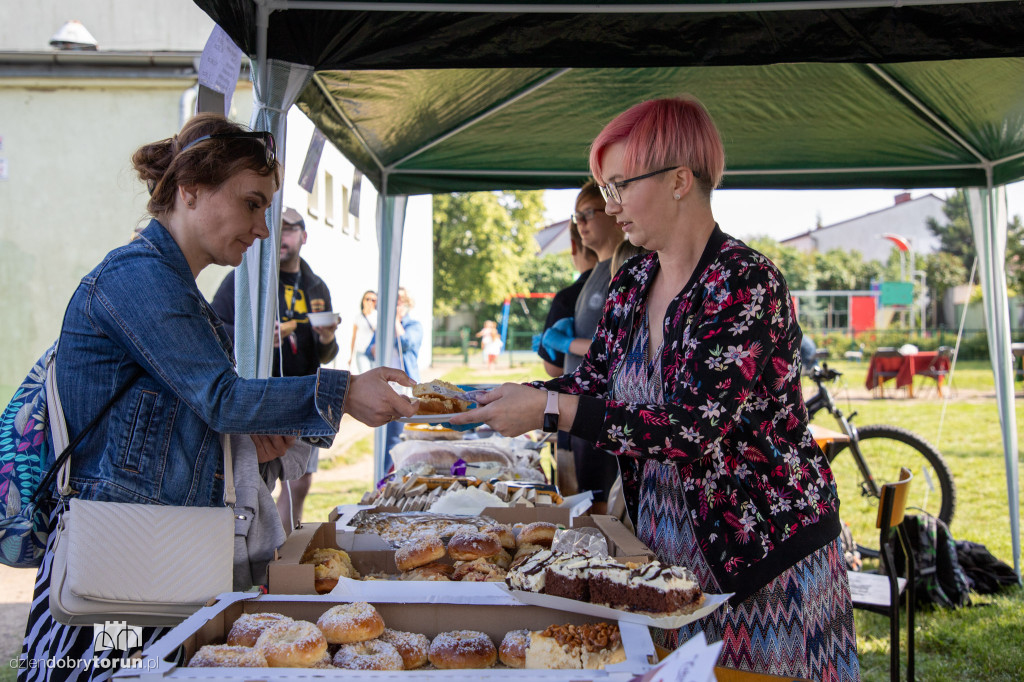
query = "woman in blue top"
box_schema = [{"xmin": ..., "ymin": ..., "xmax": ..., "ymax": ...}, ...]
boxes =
[{"xmin": 18, "ymin": 113, "xmax": 416, "ymax": 682}]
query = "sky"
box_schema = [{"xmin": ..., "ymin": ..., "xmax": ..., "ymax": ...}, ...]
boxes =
[{"xmin": 543, "ymin": 180, "xmax": 1024, "ymax": 244}]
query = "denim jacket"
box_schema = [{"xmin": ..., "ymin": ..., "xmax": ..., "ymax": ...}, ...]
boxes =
[{"xmin": 53, "ymin": 220, "xmax": 349, "ymax": 508}]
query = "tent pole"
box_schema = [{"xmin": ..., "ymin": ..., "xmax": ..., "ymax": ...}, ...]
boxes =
[{"xmin": 372, "ymin": 175, "xmax": 409, "ymax": 485}]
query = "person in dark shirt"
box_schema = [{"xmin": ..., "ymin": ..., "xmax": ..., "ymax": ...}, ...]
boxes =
[{"xmin": 211, "ymin": 206, "xmax": 339, "ymax": 530}]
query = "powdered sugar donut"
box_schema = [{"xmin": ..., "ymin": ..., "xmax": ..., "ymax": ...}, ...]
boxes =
[
  {"xmin": 190, "ymin": 644, "xmax": 268, "ymax": 667},
  {"xmin": 226, "ymin": 612, "xmax": 292, "ymax": 647},
  {"xmin": 332, "ymin": 640, "xmax": 404, "ymax": 670},
  {"xmin": 254, "ymin": 620, "xmax": 327, "ymax": 667},
  {"xmin": 401, "ymin": 561, "xmax": 453, "ymax": 581},
  {"xmin": 448, "ymin": 530, "xmax": 501, "ymax": 561},
  {"xmin": 395, "ymin": 534, "xmax": 445, "ymax": 571},
  {"xmin": 499, "ymin": 629, "xmax": 529, "ymax": 668},
  {"xmin": 379, "ymin": 628, "xmax": 430, "ymax": 669},
  {"xmin": 428, "ymin": 630, "xmax": 497, "ymax": 669},
  {"xmin": 518, "ymin": 522, "xmax": 557, "ymax": 548},
  {"xmin": 482, "ymin": 524, "xmax": 516, "ymax": 550},
  {"xmin": 316, "ymin": 602, "xmax": 385, "ymax": 644}
]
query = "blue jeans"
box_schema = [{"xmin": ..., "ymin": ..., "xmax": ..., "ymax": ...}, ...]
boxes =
[{"xmin": 383, "ymin": 420, "xmax": 405, "ymax": 474}]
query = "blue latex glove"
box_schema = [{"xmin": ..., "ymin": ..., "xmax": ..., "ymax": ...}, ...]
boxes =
[
  {"xmin": 542, "ymin": 317, "xmax": 575, "ymax": 355},
  {"xmin": 531, "ymin": 334, "xmax": 541, "ymax": 353}
]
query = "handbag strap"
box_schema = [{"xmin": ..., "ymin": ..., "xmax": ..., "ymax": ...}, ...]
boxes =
[{"xmin": 38, "ymin": 348, "xmax": 235, "ymax": 509}]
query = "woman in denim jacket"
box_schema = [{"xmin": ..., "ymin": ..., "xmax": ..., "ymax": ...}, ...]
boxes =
[
  {"xmin": 18, "ymin": 114, "xmax": 416, "ymax": 682},
  {"xmin": 453, "ymin": 98, "xmax": 858, "ymax": 681}
]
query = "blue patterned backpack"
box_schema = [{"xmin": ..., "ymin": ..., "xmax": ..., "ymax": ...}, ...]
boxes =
[{"xmin": 0, "ymin": 344, "xmax": 56, "ymax": 568}]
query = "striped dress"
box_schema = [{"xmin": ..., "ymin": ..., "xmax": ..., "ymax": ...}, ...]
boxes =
[
  {"xmin": 612, "ymin": 309, "xmax": 860, "ymax": 681},
  {"xmin": 17, "ymin": 507, "xmax": 172, "ymax": 682}
]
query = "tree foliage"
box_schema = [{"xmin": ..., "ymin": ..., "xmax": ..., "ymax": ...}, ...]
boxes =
[{"xmin": 432, "ymin": 190, "xmax": 546, "ymax": 316}]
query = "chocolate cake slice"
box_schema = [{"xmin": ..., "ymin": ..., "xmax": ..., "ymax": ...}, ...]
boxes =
[{"xmin": 542, "ymin": 554, "xmax": 592, "ymax": 601}]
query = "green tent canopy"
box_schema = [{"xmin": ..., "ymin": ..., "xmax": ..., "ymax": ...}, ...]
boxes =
[{"xmin": 192, "ymin": 0, "xmax": 1022, "ymax": 575}]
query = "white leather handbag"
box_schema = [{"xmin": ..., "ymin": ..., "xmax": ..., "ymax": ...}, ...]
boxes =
[{"xmin": 46, "ymin": 359, "xmax": 234, "ymax": 627}]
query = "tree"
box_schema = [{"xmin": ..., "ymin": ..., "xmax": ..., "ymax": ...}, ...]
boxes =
[
  {"xmin": 928, "ymin": 190, "xmax": 974, "ymax": 275},
  {"xmin": 432, "ymin": 190, "xmax": 546, "ymax": 317}
]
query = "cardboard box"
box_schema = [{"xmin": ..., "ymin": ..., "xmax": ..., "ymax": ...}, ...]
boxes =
[
  {"xmin": 268, "ymin": 517, "xmax": 654, "ymax": 596},
  {"xmin": 114, "ymin": 592, "xmax": 658, "ymax": 680}
]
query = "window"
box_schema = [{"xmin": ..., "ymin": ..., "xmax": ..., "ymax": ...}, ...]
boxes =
[
  {"xmin": 324, "ymin": 172, "xmax": 335, "ymax": 226},
  {"xmin": 341, "ymin": 186, "xmax": 351, "ymax": 233},
  {"xmin": 307, "ymin": 172, "xmax": 320, "ymax": 217}
]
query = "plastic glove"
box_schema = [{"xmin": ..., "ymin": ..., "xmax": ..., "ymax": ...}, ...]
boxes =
[
  {"xmin": 542, "ymin": 317, "xmax": 575, "ymax": 355},
  {"xmin": 531, "ymin": 334, "xmax": 541, "ymax": 353}
]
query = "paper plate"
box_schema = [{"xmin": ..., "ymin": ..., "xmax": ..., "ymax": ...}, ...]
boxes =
[{"xmin": 396, "ymin": 413, "xmax": 465, "ymax": 424}]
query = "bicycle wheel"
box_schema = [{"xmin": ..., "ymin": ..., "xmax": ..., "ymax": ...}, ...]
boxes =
[{"xmin": 827, "ymin": 424, "xmax": 956, "ymax": 556}]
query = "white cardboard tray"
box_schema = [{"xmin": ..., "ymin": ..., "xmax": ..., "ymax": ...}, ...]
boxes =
[{"xmin": 500, "ymin": 586, "xmax": 732, "ymax": 629}]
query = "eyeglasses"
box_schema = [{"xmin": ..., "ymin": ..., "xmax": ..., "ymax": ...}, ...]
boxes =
[
  {"xmin": 571, "ymin": 207, "xmax": 602, "ymax": 224},
  {"xmin": 598, "ymin": 166, "xmax": 698, "ymax": 205},
  {"xmin": 179, "ymin": 131, "xmax": 277, "ymax": 168}
]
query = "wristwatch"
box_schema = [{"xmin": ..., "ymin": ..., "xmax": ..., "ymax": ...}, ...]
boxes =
[{"xmin": 542, "ymin": 390, "xmax": 560, "ymax": 433}]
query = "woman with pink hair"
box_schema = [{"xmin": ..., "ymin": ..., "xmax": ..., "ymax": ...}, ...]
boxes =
[{"xmin": 453, "ymin": 97, "xmax": 858, "ymax": 680}]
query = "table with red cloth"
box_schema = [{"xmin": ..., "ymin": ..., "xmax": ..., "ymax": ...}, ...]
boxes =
[{"xmin": 864, "ymin": 350, "xmax": 949, "ymax": 397}]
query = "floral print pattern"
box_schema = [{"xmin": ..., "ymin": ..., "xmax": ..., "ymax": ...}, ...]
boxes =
[{"xmin": 539, "ymin": 227, "xmax": 841, "ymax": 600}]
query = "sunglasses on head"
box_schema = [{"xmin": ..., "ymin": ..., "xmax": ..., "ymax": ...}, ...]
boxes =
[{"xmin": 179, "ymin": 130, "xmax": 277, "ymax": 167}]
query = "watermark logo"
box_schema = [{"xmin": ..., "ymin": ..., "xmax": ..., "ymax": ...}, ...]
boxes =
[{"xmin": 93, "ymin": 621, "xmax": 142, "ymax": 654}]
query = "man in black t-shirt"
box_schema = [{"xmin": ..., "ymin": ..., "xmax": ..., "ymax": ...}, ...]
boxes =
[{"xmin": 211, "ymin": 207, "xmax": 339, "ymax": 531}]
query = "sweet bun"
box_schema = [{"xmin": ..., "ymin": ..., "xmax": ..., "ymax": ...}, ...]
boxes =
[
  {"xmin": 448, "ymin": 530, "xmax": 501, "ymax": 561},
  {"xmin": 226, "ymin": 612, "xmax": 292, "ymax": 647},
  {"xmin": 401, "ymin": 562, "xmax": 454, "ymax": 581},
  {"xmin": 395, "ymin": 534, "xmax": 445, "ymax": 571},
  {"xmin": 413, "ymin": 380, "xmax": 471, "ymax": 415},
  {"xmin": 499, "ymin": 629, "xmax": 529, "ymax": 668},
  {"xmin": 482, "ymin": 524, "xmax": 516, "ymax": 550},
  {"xmin": 518, "ymin": 522, "xmax": 557, "ymax": 548},
  {"xmin": 452, "ymin": 558, "xmax": 507, "ymax": 582},
  {"xmin": 301, "ymin": 547, "xmax": 360, "ymax": 594},
  {"xmin": 332, "ymin": 640, "xmax": 404, "ymax": 671},
  {"xmin": 190, "ymin": 645, "xmax": 268, "ymax": 668},
  {"xmin": 379, "ymin": 628, "xmax": 431, "ymax": 670},
  {"xmin": 254, "ymin": 620, "xmax": 328, "ymax": 667},
  {"xmin": 428, "ymin": 630, "xmax": 497, "ymax": 669},
  {"xmin": 316, "ymin": 602, "xmax": 386, "ymax": 644}
]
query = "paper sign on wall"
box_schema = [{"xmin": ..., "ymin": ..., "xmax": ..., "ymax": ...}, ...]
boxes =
[{"xmin": 198, "ymin": 24, "xmax": 244, "ymax": 117}]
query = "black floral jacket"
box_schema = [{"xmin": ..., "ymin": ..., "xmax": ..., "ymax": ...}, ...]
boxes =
[{"xmin": 539, "ymin": 226, "xmax": 841, "ymax": 600}]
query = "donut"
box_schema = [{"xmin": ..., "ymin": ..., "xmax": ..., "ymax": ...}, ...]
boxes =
[
  {"xmin": 395, "ymin": 534, "xmax": 445, "ymax": 571},
  {"xmin": 190, "ymin": 644, "xmax": 268, "ymax": 667},
  {"xmin": 452, "ymin": 558, "xmax": 507, "ymax": 582},
  {"xmin": 332, "ymin": 640, "xmax": 404, "ymax": 670},
  {"xmin": 316, "ymin": 602, "xmax": 385, "ymax": 644},
  {"xmin": 499, "ymin": 629, "xmax": 529, "ymax": 668},
  {"xmin": 254, "ymin": 620, "xmax": 327, "ymax": 667},
  {"xmin": 402, "ymin": 562, "xmax": 453, "ymax": 581},
  {"xmin": 428, "ymin": 630, "xmax": 497, "ymax": 669},
  {"xmin": 379, "ymin": 628, "xmax": 430, "ymax": 669},
  {"xmin": 310, "ymin": 652, "xmax": 335, "ymax": 669},
  {"xmin": 301, "ymin": 547, "xmax": 360, "ymax": 593},
  {"xmin": 226, "ymin": 612, "xmax": 293, "ymax": 647},
  {"xmin": 448, "ymin": 530, "xmax": 501, "ymax": 561},
  {"xmin": 482, "ymin": 524, "xmax": 516, "ymax": 550},
  {"xmin": 518, "ymin": 522, "xmax": 557, "ymax": 548}
]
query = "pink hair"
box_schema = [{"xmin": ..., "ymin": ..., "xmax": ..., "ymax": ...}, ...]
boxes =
[{"xmin": 588, "ymin": 97, "xmax": 725, "ymax": 195}]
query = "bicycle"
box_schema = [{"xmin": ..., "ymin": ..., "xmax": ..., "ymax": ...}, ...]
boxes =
[{"xmin": 804, "ymin": 363, "xmax": 956, "ymax": 556}]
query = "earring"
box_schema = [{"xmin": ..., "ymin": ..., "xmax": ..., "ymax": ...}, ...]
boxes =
[
  {"xmin": 673, "ymin": 193, "xmax": 681, "ymax": 200},
  {"xmin": 187, "ymin": 199, "xmax": 194, "ymax": 207}
]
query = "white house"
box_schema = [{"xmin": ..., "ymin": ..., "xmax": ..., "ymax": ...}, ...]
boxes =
[
  {"xmin": 780, "ymin": 192, "xmax": 946, "ymax": 261},
  {"xmin": 0, "ymin": 0, "xmax": 432, "ymax": 389}
]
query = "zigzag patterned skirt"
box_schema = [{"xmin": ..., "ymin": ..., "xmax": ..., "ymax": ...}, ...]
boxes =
[{"xmin": 637, "ymin": 460, "xmax": 860, "ymax": 682}]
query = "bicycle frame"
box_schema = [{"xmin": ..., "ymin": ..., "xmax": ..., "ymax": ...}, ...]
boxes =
[{"xmin": 805, "ymin": 367, "xmax": 883, "ymax": 501}]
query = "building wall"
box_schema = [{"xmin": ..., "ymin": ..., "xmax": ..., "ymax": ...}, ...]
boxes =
[
  {"xmin": 1, "ymin": 1, "xmax": 214, "ymax": 51},
  {"xmin": 0, "ymin": 78, "xmax": 254, "ymax": 386},
  {"xmin": 782, "ymin": 195, "xmax": 945, "ymax": 261}
]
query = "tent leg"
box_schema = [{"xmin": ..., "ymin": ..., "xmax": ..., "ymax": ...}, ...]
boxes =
[{"xmin": 373, "ymin": 187, "xmax": 409, "ymax": 485}]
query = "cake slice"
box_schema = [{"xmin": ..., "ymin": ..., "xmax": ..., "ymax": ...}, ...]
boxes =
[{"xmin": 524, "ymin": 623, "xmax": 624, "ymax": 670}]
